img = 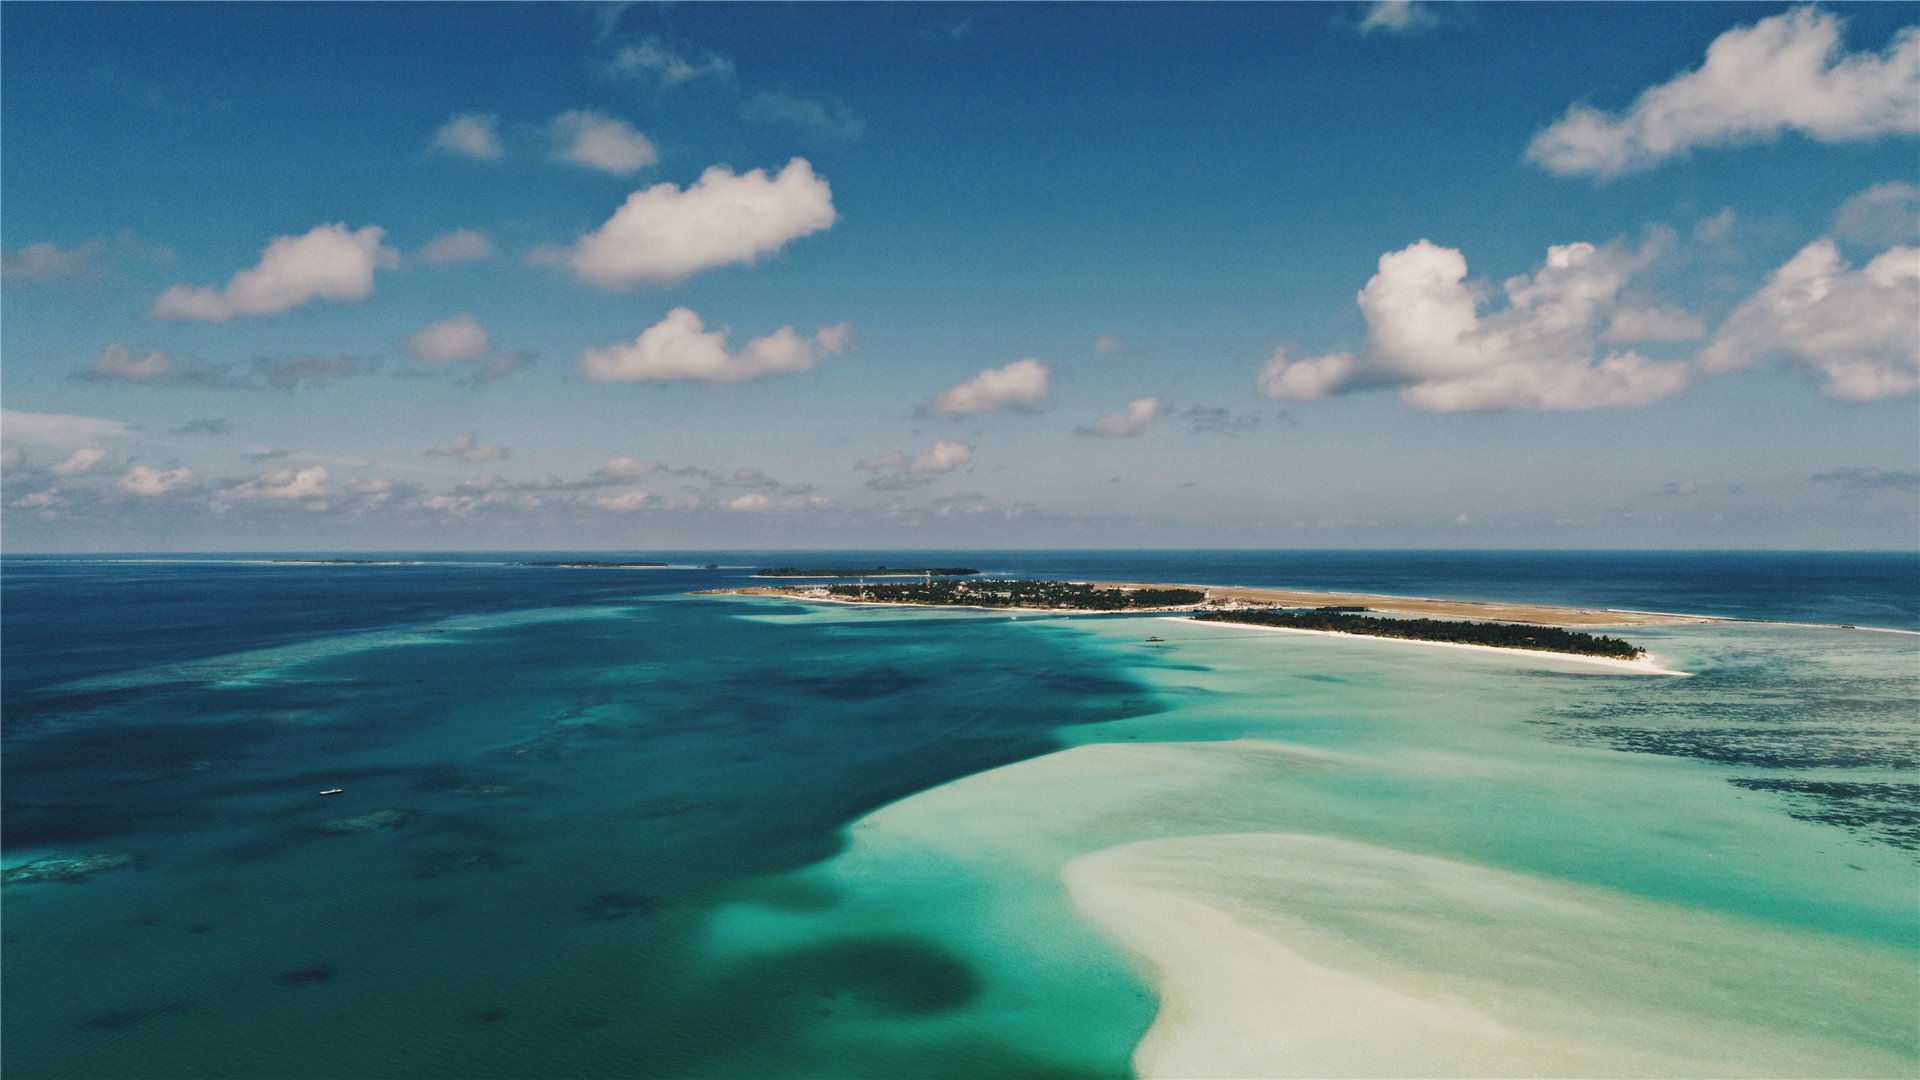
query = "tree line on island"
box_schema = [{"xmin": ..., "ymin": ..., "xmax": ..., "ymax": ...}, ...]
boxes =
[
  {"xmin": 821, "ymin": 580, "xmax": 1205, "ymax": 609},
  {"xmin": 1192, "ymin": 609, "xmax": 1645, "ymax": 659},
  {"xmin": 758, "ymin": 566, "xmax": 981, "ymax": 577}
]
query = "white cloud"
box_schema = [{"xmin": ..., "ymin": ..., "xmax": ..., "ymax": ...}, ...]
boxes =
[
  {"xmin": 120, "ymin": 465, "xmax": 196, "ymax": 496},
  {"xmin": 1359, "ymin": 1, "xmax": 1438, "ymax": 34},
  {"xmin": 0, "ymin": 447, "xmax": 21, "ymax": 470},
  {"xmin": 222, "ymin": 465, "xmax": 334, "ymax": 500},
  {"xmin": 550, "ymin": 110, "xmax": 659, "ymax": 174},
  {"xmin": 741, "ymin": 91, "xmax": 863, "ymax": 140},
  {"xmin": 150, "ymin": 224, "xmax": 398, "ymax": 321},
  {"xmin": 859, "ymin": 440, "xmax": 973, "ymax": 475},
  {"xmin": 594, "ymin": 488, "xmax": 652, "ymax": 511},
  {"xmin": 1087, "ymin": 397, "xmax": 1162, "ymax": 437},
  {"xmin": 2, "ymin": 241, "xmax": 98, "ymax": 285},
  {"xmin": 559, "ymin": 159, "xmax": 836, "ymax": 288},
  {"xmin": 606, "ymin": 38, "xmax": 735, "ymax": 87},
  {"xmin": 417, "ymin": 229, "xmax": 497, "ymax": 266},
  {"xmin": 1093, "ymin": 334, "xmax": 1124, "ymax": 355},
  {"xmin": 51, "ymin": 446, "xmax": 114, "ymax": 476},
  {"xmin": 601, "ymin": 456, "xmax": 659, "ymax": 478},
  {"xmin": 428, "ymin": 113, "xmax": 504, "ymax": 161},
  {"xmin": 1698, "ymin": 239, "xmax": 1919, "ymax": 401},
  {"xmin": 1528, "ymin": 7, "xmax": 1920, "ymax": 177},
  {"xmin": 1257, "ymin": 239, "xmax": 1694, "ymax": 412},
  {"xmin": 2, "ymin": 410, "xmax": 133, "ymax": 448},
  {"xmin": 577, "ymin": 307, "xmax": 852, "ymax": 384},
  {"xmin": 1834, "ymin": 181, "xmax": 1920, "ymax": 245},
  {"xmin": 1602, "ymin": 306, "xmax": 1706, "ymax": 343},
  {"xmin": 404, "ymin": 313, "xmax": 491, "ymax": 363},
  {"xmin": 80, "ymin": 343, "xmax": 223, "ymax": 384},
  {"xmin": 725, "ymin": 492, "xmax": 772, "ymax": 512},
  {"xmin": 921, "ymin": 358, "xmax": 1052, "ymax": 414},
  {"xmin": 425, "ymin": 434, "xmax": 511, "ymax": 462}
]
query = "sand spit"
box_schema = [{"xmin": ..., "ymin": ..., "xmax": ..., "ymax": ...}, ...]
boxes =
[
  {"xmin": 1094, "ymin": 582, "xmax": 1724, "ymax": 628},
  {"xmin": 1065, "ymin": 831, "xmax": 1917, "ymax": 1079},
  {"xmin": 1167, "ymin": 616, "xmax": 1689, "ymax": 675}
]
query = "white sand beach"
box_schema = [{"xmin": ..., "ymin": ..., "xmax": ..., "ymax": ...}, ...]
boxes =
[{"xmin": 1167, "ymin": 616, "xmax": 1690, "ymax": 674}]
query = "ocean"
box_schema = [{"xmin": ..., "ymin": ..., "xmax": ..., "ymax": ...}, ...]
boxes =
[{"xmin": 3, "ymin": 551, "xmax": 1915, "ymax": 1077}]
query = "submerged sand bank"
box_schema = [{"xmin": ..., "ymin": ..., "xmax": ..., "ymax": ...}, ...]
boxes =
[{"xmin": 1167, "ymin": 616, "xmax": 1688, "ymax": 674}]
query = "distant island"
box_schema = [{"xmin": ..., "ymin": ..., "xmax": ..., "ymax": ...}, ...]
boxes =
[
  {"xmin": 1193, "ymin": 608, "xmax": 1644, "ymax": 659},
  {"xmin": 755, "ymin": 566, "xmax": 981, "ymax": 578},
  {"xmin": 818, "ymin": 580, "xmax": 1204, "ymax": 609},
  {"xmin": 513, "ymin": 560, "xmax": 667, "ymax": 568}
]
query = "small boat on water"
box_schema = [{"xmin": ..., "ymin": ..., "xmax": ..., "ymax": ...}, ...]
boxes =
[{"xmin": 318, "ymin": 789, "xmax": 344, "ymax": 796}]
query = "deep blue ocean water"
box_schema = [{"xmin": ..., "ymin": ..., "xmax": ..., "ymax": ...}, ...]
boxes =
[{"xmin": 3, "ymin": 551, "xmax": 1915, "ymax": 1077}]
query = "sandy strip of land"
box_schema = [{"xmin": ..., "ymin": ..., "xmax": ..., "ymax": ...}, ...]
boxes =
[
  {"xmin": 1095, "ymin": 582, "xmax": 1723, "ymax": 627},
  {"xmin": 1167, "ymin": 616, "xmax": 1688, "ymax": 675}
]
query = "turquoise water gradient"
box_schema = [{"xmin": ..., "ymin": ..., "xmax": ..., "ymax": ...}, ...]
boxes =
[{"xmin": 3, "ymin": 554, "xmax": 1915, "ymax": 1077}]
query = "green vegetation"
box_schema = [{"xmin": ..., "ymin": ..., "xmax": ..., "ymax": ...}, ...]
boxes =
[
  {"xmin": 758, "ymin": 566, "xmax": 980, "ymax": 577},
  {"xmin": 1192, "ymin": 609, "xmax": 1644, "ymax": 658},
  {"xmin": 821, "ymin": 579, "xmax": 1203, "ymax": 609}
]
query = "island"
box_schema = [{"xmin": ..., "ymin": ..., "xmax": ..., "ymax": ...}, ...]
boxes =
[
  {"xmin": 512, "ymin": 560, "xmax": 668, "ymax": 568},
  {"xmin": 755, "ymin": 566, "xmax": 981, "ymax": 578},
  {"xmin": 1192, "ymin": 608, "xmax": 1645, "ymax": 659}
]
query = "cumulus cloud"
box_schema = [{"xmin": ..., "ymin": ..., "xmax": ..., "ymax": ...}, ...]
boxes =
[
  {"xmin": 3, "ymin": 241, "xmax": 99, "ymax": 285},
  {"xmin": 252, "ymin": 354, "xmax": 370, "ymax": 390},
  {"xmin": 1257, "ymin": 239, "xmax": 1694, "ymax": 412},
  {"xmin": 2, "ymin": 409, "xmax": 133, "ymax": 448},
  {"xmin": 1834, "ymin": 181, "xmax": 1920, "ymax": 246},
  {"xmin": 1084, "ymin": 397, "xmax": 1161, "ymax": 437},
  {"xmin": 221, "ymin": 465, "xmax": 335, "ymax": 500},
  {"xmin": 741, "ymin": 91, "xmax": 863, "ymax": 140},
  {"xmin": 1602, "ymin": 306, "xmax": 1706, "ymax": 343},
  {"xmin": 428, "ymin": 113, "xmax": 504, "ymax": 160},
  {"xmin": 557, "ymin": 159, "xmax": 836, "ymax": 288},
  {"xmin": 1697, "ymin": 239, "xmax": 1919, "ymax": 401},
  {"xmin": 404, "ymin": 313, "xmax": 491, "ymax": 363},
  {"xmin": 425, "ymin": 434, "xmax": 511, "ymax": 462},
  {"xmin": 921, "ymin": 359, "xmax": 1052, "ymax": 415},
  {"xmin": 725, "ymin": 492, "xmax": 772, "ymax": 512},
  {"xmin": 417, "ymin": 229, "xmax": 497, "ymax": 266},
  {"xmin": 606, "ymin": 37, "xmax": 735, "ymax": 87},
  {"xmin": 1528, "ymin": 7, "xmax": 1920, "ymax": 177},
  {"xmin": 859, "ymin": 440, "xmax": 973, "ymax": 476},
  {"xmin": 51, "ymin": 446, "xmax": 114, "ymax": 476},
  {"xmin": 150, "ymin": 224, "xmax": 398, "ymax": 321},
  {"xmin": 1358, "ymin": 1, "xmax": 1438, "ymax": 34},
  {"xmin": 594, "ymin": 488, "xmax": 652, "ymax": 511},
  {"xmin": 120, "ymin": 465, "xmax": 196, "ymax": 496},
  {"xmin": 601, "ymin": 456, "xmax": 659, "ymax": 478},
  {"xmin": 549, "ymin": 110, "xmax": 658, "ymax": 174},
  {"xmin": 577, "ymin": 307, "xmax": 852, "ymax": 384},
  {"xmin": 80, "ymin": 343, "xmax": 223, "ymax": 384}
]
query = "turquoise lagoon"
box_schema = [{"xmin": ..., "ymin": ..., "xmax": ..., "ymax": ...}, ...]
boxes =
[{"xmin": 2, "ymin": 554, "xmax": 1915, "ymax": 1077}]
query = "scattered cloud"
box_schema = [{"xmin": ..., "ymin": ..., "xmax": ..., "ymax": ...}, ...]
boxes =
[
  {"xmin": 1833, "ymin": 181, "xmax": 1920, "ymax": 246},
  {"xmin": 1, "ymin": 446, "xmax": 23, "ymax": 471},
  {"xmin": 742, "ymin": 90, "xmax": 863, "ymax": 140},
  {"xmin": 466, "ymin": 351, "xmax": 533, "ymax": 385},
  {"xmin": 1358, "ymin": 1, "xmax": 1438, "ymax": 35},
  {"xmin": 594, "ymin": 488, "xmax": 652, "ymax": 511},
  {"xmin": 51, "ymin": 447, "xmax": 114, "ymax": 476},
  {"xmin": 1183, "ymin": 405, "xmax": 1261, "ymax": 434},
  {"xmin": 1602, "ymin": 306, "xmax": 1706, "ymax": 343},
  {"xmin": 220, "ymin": 465, "xmax": 335, "ymax": 501},
  {"xmin": 555, "ymin": 159, "xmax": 836, "ymax": 288},
  {"xmin": 716, "ymin": 467, "xmax": 779, "ymax": 488},
  {"xmin": 80, "ymin": 343, "xmax": 224, "ymax": 384},
  {"xmin": 1083, "ymin": 397, "xmax": 1161, "ymax": 437},
  {"xmin": 252, "ymin": 354, "xmax": 370, "ymax": 390},
  {"xmin": 1528, "ymin": 7, "xmax": 1920, "ymax": 177},
  {"xmin": 605, "ymin": 37, "xmax": 735, "ymax": 88},
  {"xmin": 577, "ymin": 307, "xmax": 852, "ymax": 384},
  {"xmin": 428, "ymin": 113, "xmax": 505, "ymax": 161},
  {"xmin": 1258, "ymin": 239, "xmax": 1693, "ymax": 412},
  {"xmin": 404, "ymin": 312, "xmax": 492, "ymax": 363},
  {"xmin": 1697, "ymin": 239, "xmax": 1918, "ymax": 401},
  {"xmin": 602, "ymin": 456, "xmax": 659, "ymax": 478},
  {"xmin": 150, "ymin": 223, "xmax": 398, "ymax": 321},
  {"xmin": 425, "ymin": 434, "xmax": 511, "ymax": 463},
  {"xmin": 1811, "ymin": 466, "xmax": 1920, "ymax": 490},
  {"xmin": 3, "ymin": 241, "xmax": 101, "ymax": 286},
  {"xmin": 921, "ymin": 358, "xmax": 1052, "ymax": 415},
  {"xmin": 417, "ymin": 229, "xmax": 497, "ymax": 266},
  {"xmin": 550, "ymin": 109, "xmax": 659, "ymax": 174},
  {"xmin": 172, "ymin": 417, "xmax": 232, "ymax": 436},
  {"xmin": 725, "ymin": 492, "xmax": 772, "ymax": 512},
  {"xmin": 859, "ymin": 440, "xmax": 973, "ymax": 482},
  {"xmin": 2, "ymin": 409, "xmax": 134, "ymax": 448},
  {"xmin": 120, "ymin": 465, "xmax": 197, "ymax": 496}
]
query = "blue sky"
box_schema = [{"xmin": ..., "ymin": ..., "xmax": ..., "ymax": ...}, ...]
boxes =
[{"xmin": 3, "ymin": 1, "xmax": 1915, "ymax": 551}]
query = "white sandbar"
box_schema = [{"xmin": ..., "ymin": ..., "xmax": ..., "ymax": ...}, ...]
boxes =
[{"xmin": 1165, "ymin": 616, "xmax": 1688, "ymax": 675}]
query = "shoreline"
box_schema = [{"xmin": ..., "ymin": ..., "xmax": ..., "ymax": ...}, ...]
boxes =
[{"xmin": 1166, "ymin": 616, "xmax": 1689, "ymax": 675}]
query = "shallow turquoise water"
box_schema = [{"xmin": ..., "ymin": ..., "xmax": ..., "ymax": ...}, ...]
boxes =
[{"xmin": 4, "ymin": 556, "xmax": 1916, "ymax": 1077}]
